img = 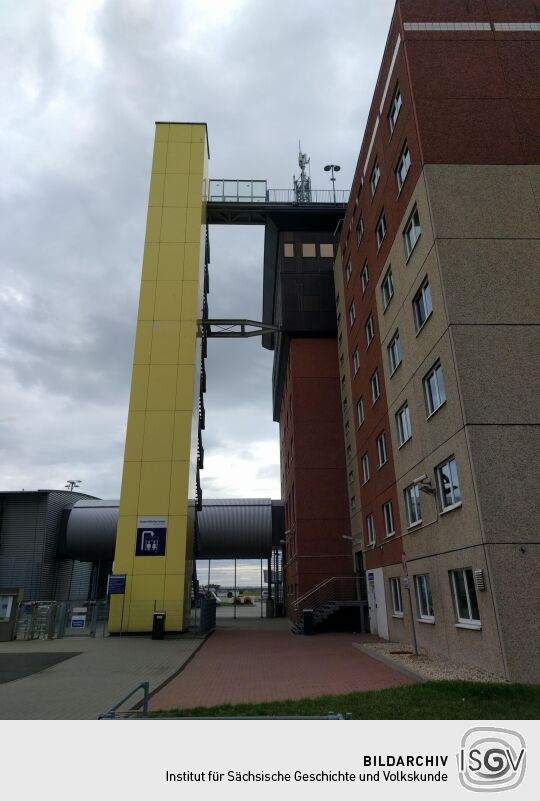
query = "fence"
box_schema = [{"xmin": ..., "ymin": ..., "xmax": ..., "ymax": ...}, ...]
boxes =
[{"xmin": 15, "ymin": 599, "xmax": 108, "ymax": 640}]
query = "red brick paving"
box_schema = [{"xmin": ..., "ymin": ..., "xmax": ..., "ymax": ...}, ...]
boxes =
[{"xmin": 149, "ymin": 628, "xmax": 412, "ymax": 711}]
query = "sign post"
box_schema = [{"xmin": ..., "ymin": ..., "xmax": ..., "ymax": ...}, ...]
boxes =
[
  {"xmin": 402, "ymin": 556, "xmax": 418, "ymax": 656},
  {"xmin": 107, "ymin": 574, "xmax": 127, "ymax": 636}
]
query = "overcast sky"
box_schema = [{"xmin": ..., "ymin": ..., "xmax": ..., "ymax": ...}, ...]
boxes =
[{"xmin": 1, "ymin": 0, "xmax": 395, "ymax": 512}]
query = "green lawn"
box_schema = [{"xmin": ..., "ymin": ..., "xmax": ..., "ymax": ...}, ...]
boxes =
[{"xmin": 154, "ymin": 681, "xmax": 540, "ymax": 719}]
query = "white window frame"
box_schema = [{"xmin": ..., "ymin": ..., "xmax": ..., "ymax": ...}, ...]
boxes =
[
  {"xmin": 396, "ymin": 143, "xmax": 411, "ymax": 192},
  {"xmin": 396, "ymin": 402, "xmax": 412, "ymax": 446},
  {"xmin": 389, "ymin": 576, "xmax": 403, "ymax": 615},
  {"xmin": 403, "ymin": 206, "xmax": 421, "ymax": 260},
  {"xmin": 381, "ymin": 267, "xmax": 394, "ymax": 310},
  {"xmin": 377, "ymin": 432, "xmax": 388, "ymax": 467},
  {"xmin": 361, "ymin": 453, "xmax": 370, "ymax": 484},
  {"xmin": 353, "ymin": 348, "xmax": 360, "ymax": 375},
  {"xmin": 370, "ymin": 162, "xmax": 381, "ymax": 196},
  {"xmin": 383, "ymin": 500, "xmax": 395, "ymax": 537},
  {"xmin": 365, "ymin": 315, "xmax": 374, "ymax": 347},
  {"xmin": 423, "ymin": 361, "xmax": 446, "ymax": 417},
  {"xmin": 356, "ymin": 398, "xmax": 365, "ymax": 427},
  {"xmin": 436, "ymin": 456, "xmax": 462, "ymax": 512},
  {"xmin": 366, "ymin": 513, "xmax": 376, "ymax": 546},
  {"xmin": 349, "ymin": 301, "xmax": 356, "ymax": 328},
  {"xmin": 404, "ymin": 483, "xmax": 421, "ymax": 527},
  {"xmin": 388, "ymin": 85, "xmax": 402, "ymax": 133},
  {"xmin": 376, "ymin": 212, "xmax": 387, "ymax": 250},
  {"xmin": 371, "ymin": 370, "xmax": 380, "ymax": 404},
  {"xmin": 388, "ymin": 331, "xmax": 402, "ymax": 375},
  {"xmin": 361, "ymin": 261, "xmax": 369, "ymax": 293},
  {"xmin": 414, "ymin": 574, "xmax": 434, "ymax": 622},
  {"xmin": 450, "ymin": 568, "xmax": 481, "ymax": 627},
  {"xmin": 413, "ymin": 279, "xmax": 433, "ymax": 333},
  {"xmin": 356, "ymin": 215, "xmax": 364, "ymax": 244}
]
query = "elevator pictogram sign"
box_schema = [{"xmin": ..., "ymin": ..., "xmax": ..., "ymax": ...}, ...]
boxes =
[{"xmin": 136, "ymin": 516, "xmax": 167, "ymax": 556}]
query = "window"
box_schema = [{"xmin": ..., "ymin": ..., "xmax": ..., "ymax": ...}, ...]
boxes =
[
  {"xmin": 302, "ymin": 243, "xmax": 316, "ymax": 257},
  {"xmin": 404, "ymin": 483, "xmax": 421, "ymax": 527},
  {"xmin": 348, "ymin": 470, "xmax": 354, "ymax": 484},
  {"xmin": 356, "ymin": 215, "xmax": 364, "ymax": 244},
  {"xmin": 396, "ymin": 144, "xmax": 411, "ymax": 191},
  {"xmin": 335, "ymin": 293, "xmax": 340, "ymax": 307},
  {"xmin": 436, "ymin": 456, "xmax": 462, "ymax": 511},
  {"xmin": 381, "ymin": 268, "xmax": 394, "ymax": 310},
  {"xmin": 349, "ymin": 301, "xmax": 356, "ymax": 327},
  {"xmin": 356, "ymin": 398, "xmax": 365, "ymax": 427},
  {"xmin": 423, "ymin": 361, "xmax": 446, "ymax": 416},
  {"xmin": 346, "ymin": 260, "xmax": 352, "ymax": 283},
  {"xmin": 414, "ymin": 574, "xmax": 434, "ymax": 621},
  {"xmin": 396, "ymin": 402, "xmax": 412, "ymax": 446},
  {"xmin": 388, "ymin": 85, "xmax": 402, "ymax": 133},
  {"xmin": 361, "ymin": 453, "xmax": 370, "ymax": 484},
  {"xmin": 388, "ymin": 331, "xmax": 402, "ymax": 374},
  {"xmin": 383, "ymin": 501, "xmax": 395, "ymax": 537},
  {"xmin": 377, "ymin": 432, "xmax": 388, "ymax": 467},
  {"xmin": 366, "ymin": 513, "xmax": 376, "ymax": 546},
  {"xmin": 365, "ymin": 315, "xmax": 374, "ymax": 347},
  {"xmin": 413, "ymin": 279, "xmax": 433, "ymax": 332},
  {"xmin": 284, "ymin": 243, "xmax": 294, "ymax": 257},
  {"xmin": 351, "ymin": 495, "xmax": 356, "ymax": 511},
  {"xmin": 361, "ymin": 261, "xmax": 369, "ymax": 293},
  {"xmin": 346, "ymin": 443, "xmax": 352, "ymax": 459},
  {"xmin": 404, "ymin": 207, "xmax": 421, "ymax": 259},
  {"xmin": 376, "ymin": 212, "xmax": 387, "ymax": 249},
  {"xmin": 389, "ymin": 577, "xmax": 403, "ymax": 615},
  {"xmin": 353, "ymin": 348, "xmax": 360, "ymax": 374},
  {"xmin": 320, "ymin": 243, "xmax": 334, "ymax": 258},
  {"xmin": 450, "ymin": 569, "xmax": 480, "ymax": 626},
  {"xmin": 370, "ymin": 162, "xmax": 381, "ymax": 196},
  {"xmin": 371, "ymin": 370, "xmax": 380, "ymax": 403}
]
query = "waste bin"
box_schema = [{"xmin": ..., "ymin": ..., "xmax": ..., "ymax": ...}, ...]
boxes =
[
  {"xmin": 266, "ymin": 598, "xmax": 275, "ymax": 618},
  {"xmin": 152, "ymin": 611, "xmax": 166, "ymax": 640},
  {"xmin": 303, "ymin": 608, "xmax": 315, "ymax": 636}
]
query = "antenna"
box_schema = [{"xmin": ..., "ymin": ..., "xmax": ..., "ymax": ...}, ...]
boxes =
[{"xmin": 293, "ymin": 141, "xmax": 312, "ymax": 203}]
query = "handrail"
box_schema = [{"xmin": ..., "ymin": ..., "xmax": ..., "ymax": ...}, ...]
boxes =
[
  {"xmin": 294, "ymin": 577, "xmax": 334, "ymax": 610},
  {"xmin": 99, "ymin": 681, "xmax": 150, "ymax": 719},
  {"xmin": 294, "ymin": 576, "xmax": 359, "ymax": 612}
]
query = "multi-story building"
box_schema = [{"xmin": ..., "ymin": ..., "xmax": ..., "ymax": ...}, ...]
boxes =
[{"xmin": 336, "ymin": 0, "xmax": 540, "ymax": 682}]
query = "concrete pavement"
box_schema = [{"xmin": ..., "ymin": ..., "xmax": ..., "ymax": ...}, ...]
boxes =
[{"xmin": 0, "ymin": 634, "xmax": 203, "ymax": 720}]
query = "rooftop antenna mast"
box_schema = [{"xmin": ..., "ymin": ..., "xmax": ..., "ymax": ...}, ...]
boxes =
[{"xmin": 293, "ymin": 141, "xmax": 312, "ymax": 203}]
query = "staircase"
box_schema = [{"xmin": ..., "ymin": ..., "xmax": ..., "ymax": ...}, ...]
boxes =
[{"xmin": 290, "ymin": 576, "xmax": 368, "ymax": 635}]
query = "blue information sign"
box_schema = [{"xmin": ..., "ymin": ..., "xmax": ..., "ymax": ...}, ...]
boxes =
[
  {"xmin": 135, "ymin": 516, "xmax": 167, "ymax": 556},
  {"xmin": 107, "ymin": 574, "xmax": 127, "ymax": 595}
]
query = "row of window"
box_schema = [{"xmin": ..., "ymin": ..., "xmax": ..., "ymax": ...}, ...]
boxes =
[
  {"xmin": 389, "ymin": 568, "xmax": 480, "ymax": 626},
  {"xmin": 354, "ymin": 358, "xmax": 446, "ymax": 445},
  {"xmin": 347, "ymin": 206, "xmax": 423, "ymax": 331},
  {"xmin": 360, "ymin": 452, "xmax": 461, "ymax": 544},
  {"xmin": 404, "ymin": 455, "xmax": 461, "ymax": 528},
  {"xmin": 283, "ymin": 242, "xmax": 334, "ymax": 258},
  {"xmin": 343, "ymin": 84, "xmax": 405, "ymax": 268}
]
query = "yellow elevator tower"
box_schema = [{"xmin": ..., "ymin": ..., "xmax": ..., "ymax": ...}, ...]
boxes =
[{"xmin": 109, "ymin": 122, "xmax": 208, "ymax": 632}]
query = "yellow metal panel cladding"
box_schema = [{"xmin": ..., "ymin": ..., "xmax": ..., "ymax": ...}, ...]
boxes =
[{"xmin": 111, "ymin": 122, "xmax": 208, "ymax": 633}]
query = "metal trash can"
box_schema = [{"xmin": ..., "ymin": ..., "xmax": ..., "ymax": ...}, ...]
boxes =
[
  {"xmin": 152, "ymin": 611, "xmax": 166, "ymax": 640},
  {"xmin": 303, "ymin": 608, "xmax": 315, "ymax": 636}
]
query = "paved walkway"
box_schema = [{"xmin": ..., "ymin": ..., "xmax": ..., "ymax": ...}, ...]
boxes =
[
  {"xmin": 0, "ymin": 635, "xmax": 203, "ymax": 720},
  {"xmin": 149, "ymin": 623, "xmax": 412, "ymax": 711}
]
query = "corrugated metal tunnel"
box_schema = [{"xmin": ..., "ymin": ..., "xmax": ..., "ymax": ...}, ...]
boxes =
[{"xmin": 62, "ymin": 498, "xmax": 284, "ymax": 561}]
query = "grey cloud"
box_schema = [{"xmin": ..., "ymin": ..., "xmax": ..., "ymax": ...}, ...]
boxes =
[{"xmin": 1, "ymin": 0, "xmax": 394, "ymax": 500}]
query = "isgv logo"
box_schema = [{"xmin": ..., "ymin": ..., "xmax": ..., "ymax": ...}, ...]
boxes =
[{"xmin": 457, "ymin": 727, "xmax": 526, "ymax": 792}]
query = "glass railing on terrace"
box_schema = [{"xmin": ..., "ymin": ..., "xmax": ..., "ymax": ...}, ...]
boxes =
[{"xmin": 208, "ymin": 179, "xmax": 349, "ymax": 205}]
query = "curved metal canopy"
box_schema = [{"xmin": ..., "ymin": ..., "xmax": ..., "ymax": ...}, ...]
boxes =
[{"xmin": 62, "ymin": 498, "xmax": 284, "ymax": 561}]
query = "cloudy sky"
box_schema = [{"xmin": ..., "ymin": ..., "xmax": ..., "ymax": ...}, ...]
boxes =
[{"xmin": 1, "ymin": 0, "xmax": 395, "ymax": 512}]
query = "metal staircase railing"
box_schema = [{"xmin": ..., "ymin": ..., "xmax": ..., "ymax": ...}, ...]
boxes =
[{"xmin": 293, "ymin": 576, "xmax": 362, "ymax": 616}]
